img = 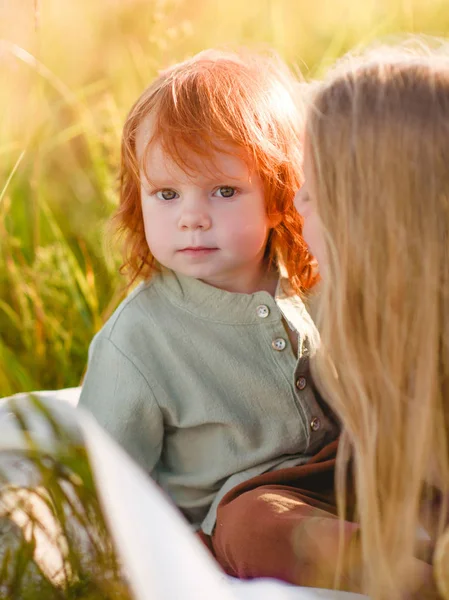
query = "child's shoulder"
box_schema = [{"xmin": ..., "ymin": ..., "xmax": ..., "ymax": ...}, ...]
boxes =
[{"xmin": 93, "ymin": 277, "xmax": 162, "ymax": 346}]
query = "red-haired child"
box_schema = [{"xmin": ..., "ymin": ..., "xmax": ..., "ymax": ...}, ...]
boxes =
[{"xmin": 79, "ymin": 49, "xmax": 339, "ymax": 541}]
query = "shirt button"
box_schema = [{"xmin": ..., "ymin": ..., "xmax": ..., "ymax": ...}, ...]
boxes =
[
  {"xmin": 256, "ymin": 304, "xmax": 270, "ymax": 318},
  {"xmin": 272, "ymin": 338, "xmax": 287, "ymax": 351},
  {"xmin": 296, "ymin": 376, "xmax": 307, "ymax": 390},
  {"xmin": 310, "ymin": 417, "xmax": 321, "ymax": 432}
]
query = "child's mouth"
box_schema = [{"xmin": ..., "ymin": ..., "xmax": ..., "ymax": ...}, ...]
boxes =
[{"xmin": 178, "ymin": 247, "xmax": 219, "ymax": 256}]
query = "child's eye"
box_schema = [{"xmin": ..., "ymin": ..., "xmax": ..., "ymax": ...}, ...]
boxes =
[
  {"xmin": 156, "ymin": 189, "xmax": 178, "ymax": 201},
  {"xmin": 214, "ymin": 186, "xmax": 237, "ymax": 199}
]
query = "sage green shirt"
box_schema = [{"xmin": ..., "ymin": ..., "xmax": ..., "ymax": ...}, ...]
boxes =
[{"xmin": 79, "ymin": 270, "xmax": 339, "ymax": 534}]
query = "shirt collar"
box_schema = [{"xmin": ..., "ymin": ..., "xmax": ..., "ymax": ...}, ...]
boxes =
[{"xmin": 153, "ymin": 268, "xmax": 318, "ymax": 341}]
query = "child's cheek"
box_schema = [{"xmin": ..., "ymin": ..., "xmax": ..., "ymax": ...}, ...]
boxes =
[
  {"xmin": 142, "ymin": 205, "xmax": 172, "ymax": 255},
  {"xmin": 225, "ymin": 218, "xmax": 270, "ymax": 255}
]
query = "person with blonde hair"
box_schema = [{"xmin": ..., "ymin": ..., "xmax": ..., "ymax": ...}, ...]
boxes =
[
  {"xmin": 210, "ymin": 41, "xmax": 449, "ymax": 599},
  {"xmin": 298, "ymin": 42, "xmax": 449, "ymax": 598}
]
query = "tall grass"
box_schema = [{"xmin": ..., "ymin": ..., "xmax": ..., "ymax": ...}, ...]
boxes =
[
  {"xmin": 0, "ymin": 396, "xmax": 132, "ymax": 598},
  {"xmin": 1, "ymin": 0, "xmax": 449, "ymax": 394}
]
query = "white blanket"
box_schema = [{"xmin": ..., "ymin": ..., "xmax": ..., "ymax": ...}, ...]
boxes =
[{"xmin": 0, "ymin": 390, "xmax": 368, "ymax": 600}]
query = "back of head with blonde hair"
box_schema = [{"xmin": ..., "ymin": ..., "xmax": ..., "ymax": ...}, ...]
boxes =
[
  {"xmin": 116, "ymin": 48, "xmax": 316, "ymax": 294},
  {"xmin": 306, "ymin": 41, "xmax": 449, "ymax": 599}
]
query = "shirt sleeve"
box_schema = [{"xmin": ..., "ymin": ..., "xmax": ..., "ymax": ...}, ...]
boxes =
[{"xmin": 78, "ymin": 334, "xmax": 163, "ymax": 475}]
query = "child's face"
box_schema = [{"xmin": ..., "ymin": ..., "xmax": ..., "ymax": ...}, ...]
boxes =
[
  {"xmin": 294, "ymin": 149, "xmax": 327, "ymax": 275},
  {"xmin": 137, "ymin": 133, "xmax": 272, "ymax": 294}
]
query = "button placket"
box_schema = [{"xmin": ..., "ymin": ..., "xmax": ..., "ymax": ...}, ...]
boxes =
[
  {"xmin": 296, "ymin": 376, "xmax": 307, "ymax": 390},
  {"xmin": 293, "ymin": 358, "xmax": 319, "ymax": 444},
  {"xmin": 310, "ymin": 417, "xmax": 321, "ymax": 432},
  {"xmin": 255, "ymin": 299, "xmax": 292, "ymax": 355},
  {"xmin": 272, "ymin": 337, "xmax": 287, "ymax": 352},
  {"xmin": 256, "ymin": 304, "xmax": 270, "ymax": 319}
]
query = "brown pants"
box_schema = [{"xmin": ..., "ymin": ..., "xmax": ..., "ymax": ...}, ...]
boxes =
[{"xmin": 204, "ymin": 440, "xmax": 360, "ymax": 590}]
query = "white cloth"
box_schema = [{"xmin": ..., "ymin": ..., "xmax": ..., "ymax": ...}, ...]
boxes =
[
  {"xmin": 0, "ymin": 386, "xmax": 82, "ymax": 408},
  {"xmin": 0, "ymin": 391, "xmax": 368, "ymax": 600}
]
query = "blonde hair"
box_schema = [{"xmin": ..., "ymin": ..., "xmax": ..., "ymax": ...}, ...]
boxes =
[{"xmin": 307, "ymin": 41, "xmax": 449, "ymax": 598}]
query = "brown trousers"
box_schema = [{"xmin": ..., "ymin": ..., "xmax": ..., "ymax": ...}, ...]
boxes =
[{"xmin": 202, "ymin": 439, "xmax": 360, "ymax": 589}]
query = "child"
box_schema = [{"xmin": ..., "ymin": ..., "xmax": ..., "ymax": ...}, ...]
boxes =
[
  {"xmin": 78, "ymin": 49, "xmax": 339, "ymax": 538},
  {"xmin": 211, "ymin": 42, "xmax": 449, "ymax": 599}
]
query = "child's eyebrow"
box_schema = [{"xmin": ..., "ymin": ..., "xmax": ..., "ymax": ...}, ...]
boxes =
[
  {"xmin": 202, "ymin": 174, "xmax": 248, "ymax": 184},
  {"xmin": 198, "ymin": 167, "xmax": 254, "ymax": 184},
  {"xmin": 142, "ymin": 173, "xmax": 249, "ymax": 188},
  {"xmin": 143, "ymin": 178, "xmax": 177, "ymax": 188}
]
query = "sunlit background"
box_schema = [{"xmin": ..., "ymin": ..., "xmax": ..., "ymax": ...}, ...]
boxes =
[{"xmin": 1, "ymin": 0, "xmax": 449, "ymax": 394}]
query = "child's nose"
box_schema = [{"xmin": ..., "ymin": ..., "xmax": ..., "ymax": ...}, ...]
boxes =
[{"xmin": 178, "ymin": 199, "xmax": 211, "ymax": 231}]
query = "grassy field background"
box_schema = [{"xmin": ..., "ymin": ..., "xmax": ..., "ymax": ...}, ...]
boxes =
[{"xmin": 1, "ymin": 0, "xmax": 449, "ymax": 395}]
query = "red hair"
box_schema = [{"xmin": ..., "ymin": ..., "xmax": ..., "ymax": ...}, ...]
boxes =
[{"xmin": 116, "ymin": 49, "xmax": 317, "ymax": 294}]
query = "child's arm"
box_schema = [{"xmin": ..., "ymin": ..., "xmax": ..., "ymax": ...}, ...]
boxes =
[{"xmin": 78, "ymin": 334, "xmax": 164, "ymax": 475}]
